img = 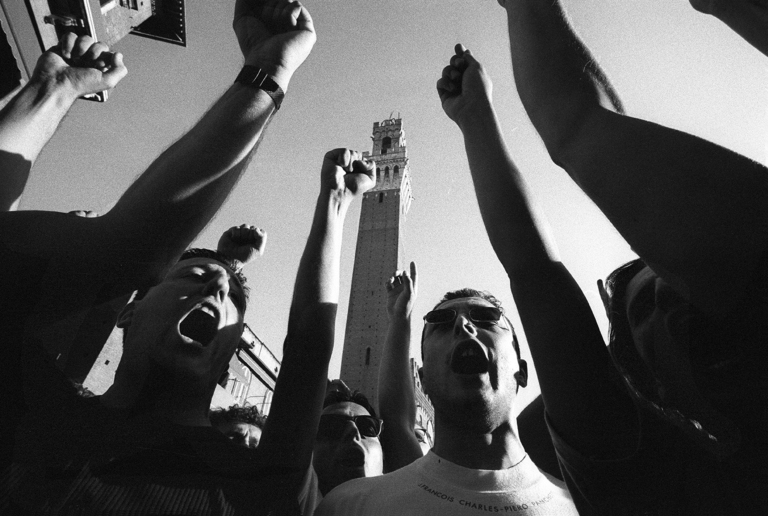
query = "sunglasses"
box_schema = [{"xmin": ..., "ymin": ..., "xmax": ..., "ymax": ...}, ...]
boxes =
[
  {"xmin": 317, "ymin": 414, "xmax": 383, "ymax": 440},
  {"xmin": 423, "ymin": 306, "xmax": 505, "ymax": 327}
]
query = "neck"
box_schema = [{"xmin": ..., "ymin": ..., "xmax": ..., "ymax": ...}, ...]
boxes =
[
  {"xmin": 431, "ymin": 412, "xmax": 526, "ymax": 470},
  {"xmin": 102, "ymin": 363, "xmax": 213, "ymax": 426}
]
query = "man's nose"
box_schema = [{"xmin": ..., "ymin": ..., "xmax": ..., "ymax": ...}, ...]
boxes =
[
  {"xmin": 453, "ymin": 314, "xmax": 477, "ymax": 336},
  {"xmin": 202, "ymin": 270, "xmax": 229, "ymax": 303},
  {"xmin": 340, "ymin": 421, "xmax": 362, "ymax": 442}
]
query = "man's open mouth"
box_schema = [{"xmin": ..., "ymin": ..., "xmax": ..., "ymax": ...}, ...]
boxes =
[
  {"xmin": 450, "ymin": 341, "xmax": 489, "ymax": 375},
  {"xmin": 179, "ymin": 307, "xmax": 218, "ymax": 347},
  {"xmin": 339, "ymin": 447, "xmax": 366, "ymax": 468}
]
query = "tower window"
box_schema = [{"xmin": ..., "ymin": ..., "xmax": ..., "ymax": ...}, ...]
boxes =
[
  {"xmin": 365, "ymin": 347, "xmax": 371, "ymax": 365},
  {"xmin": 381, "ymin": 137, "xmax": 392, "ymax": 154},
  {"xmin": 394, "ymin": 165, "xmax": 399, "ymax": 177},
  {"xmin": 378, "ymin": 193, "xmax": 383, "ymax": 203}
]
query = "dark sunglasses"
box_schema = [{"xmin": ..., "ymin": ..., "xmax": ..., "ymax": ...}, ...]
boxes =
[
  {"xmin": 423, "ymin": 306, "xmax": 504, "ymax": 326},
  {"xmin": 317, "ymin": 414, "xmax": 383, "ymax": 440}
]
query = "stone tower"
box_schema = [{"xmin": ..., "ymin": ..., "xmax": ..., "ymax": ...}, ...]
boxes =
[{"xmin": 340, "ymin": 118, "xmax": 413, "ymax": 408}]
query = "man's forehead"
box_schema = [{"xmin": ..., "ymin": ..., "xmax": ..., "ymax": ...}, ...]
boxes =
[
  {"xmin": 322, "ymin": 401, "xmax": 370, "ymax": 417},
  {"xmin": 171, "ymin": 257, "xmax": 234, "ymax": 273},
  {"xmin": 168, "ymin": 257, "xmax": 247, "ymax": 303},
  {"xmin": 435, "ymin": 296, "xmax": 496, "ymax": 310}
]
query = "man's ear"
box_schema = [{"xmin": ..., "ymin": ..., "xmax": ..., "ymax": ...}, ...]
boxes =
[
  {"xmin": 116, "ymin": 301, "xmax": 136, "ymax": 329},
  {"xmin": 514, "ymin": 359, "xmax": 528, "ymax": 390}
]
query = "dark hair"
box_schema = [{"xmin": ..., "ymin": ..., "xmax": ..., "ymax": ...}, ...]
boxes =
[
  {"xmin": 209, "ymin": 404, "xmax": 266, "ymax": 429},
  {"xmin": 323, "ymin": 379, "xmax": 377, "ymax": 418},
  {"xmin": 603, "ymin": 259, "xmax": 740, "ymax": 458},
  {"xmin": 420, "ymin": 288, "xmax": 521, "ymax": 360},
  {"xmin": 603, "ymin": 259, "xmax": 656, "ymax": 398}
]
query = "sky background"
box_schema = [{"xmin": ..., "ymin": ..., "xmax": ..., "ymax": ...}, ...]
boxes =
[{"xmin": 20, "ymin": 0, "xmax": 768, "ymax": 413}]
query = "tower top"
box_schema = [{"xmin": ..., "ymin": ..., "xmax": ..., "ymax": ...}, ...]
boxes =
[{"xmin": 366, "ymin": 117, "xmax": 407, "ymax": 159}]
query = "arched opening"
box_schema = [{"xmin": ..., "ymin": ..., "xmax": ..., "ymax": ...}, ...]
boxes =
[
  {"xmin": 381, "ymin": 136, "xmax": 392, "ymax": 154},
  {"xmin": 365, "ymin": 347, "xmax": 371, "ymax": 365}
]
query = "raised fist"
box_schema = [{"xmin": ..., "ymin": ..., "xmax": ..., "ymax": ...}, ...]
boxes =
[
  {"xmin": 217, "ymin": 224, "xmax": 267, "ymax": 266},
  {"xmin": 321, "ymin": 148, "xmax": 376, "ymax": 203},
  {"xmin": 33, "ymin": 33, "xmax": 127, "ymax": 97},
  {"xmin": 385, "ymin": 261, "xmax": 418, "ymax": 320},
  {"xmin": 436, "ymin": 44, "xmax": 493, "ymax": 126},
  {"xmin": 233, "ymin": 0, "xmax": 316, "ymax": 89}
]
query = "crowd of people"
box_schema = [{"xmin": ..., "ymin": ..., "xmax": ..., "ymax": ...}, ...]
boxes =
[{"xmin": 1, "ymin": 0, "xmax": 766, "ymax": 514}]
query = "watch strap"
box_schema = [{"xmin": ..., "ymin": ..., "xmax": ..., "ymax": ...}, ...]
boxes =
[{"xmin": 235, "ymin": 66, "xmax": 284, "ymax": 110}]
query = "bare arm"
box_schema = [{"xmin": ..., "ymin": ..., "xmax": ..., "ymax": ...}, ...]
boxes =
[
  {"xmin": 0, "ymin": 34, "xmax": 126, "ymax": 211},
  {"xmin": 498, "ymin": 0, "xmax": 768, "ymax": 313},
  {"xmin": 438, "ymin": 45, "xmax": 637, "ymax": 457},
  {"xmin": 101, "ymin": 0, "xmax": 315, "ymax": 283},
  {"xmin": 258, "ymin": 149, "xmax": 375, "ymax": 471},
  {"xmin": 377, "ymin": 262, "xmax": 425, "ymax": 472},
  {"xmin": 691, "ymin": 0, "xmax": 768, "ymax": 57}
]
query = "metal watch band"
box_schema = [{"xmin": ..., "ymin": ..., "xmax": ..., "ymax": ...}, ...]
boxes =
[{"xmin": 234, "ymin": 66, "xmax": 285, "ymax": 110}]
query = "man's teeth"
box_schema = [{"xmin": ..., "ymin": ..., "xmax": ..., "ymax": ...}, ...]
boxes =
[
  {"xmin": 198, "ymin": 306, "xmax": 216, "ymax": 318},
  {"xmin": 462, "ymin": 348, "xmax": 478, "ymax": 357}
]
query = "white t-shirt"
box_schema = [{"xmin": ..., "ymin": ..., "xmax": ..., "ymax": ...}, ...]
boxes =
[{"xmin": 314, "ymin": 451, "xmax": 577, "ymax": 516}]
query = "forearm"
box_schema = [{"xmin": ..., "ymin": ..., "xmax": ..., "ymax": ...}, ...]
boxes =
[
  {"xmin": 259, "ymin": 191, "xmax": 346, "ymax": 469},
  {"xmin": 458, "ymin": 101, "xmax": 557, "ymax": 277},
  {"xmin": 284, "ymin": 188, "xmax": 348, "ymax": 361},
  {"xmin": 378, "ymin": 315, "xmax": 423, "ymax": 471},
  {"xmin": 378, "ymin": 316, "xmax": 416, "ymax": 426},
  {"xmin": 502, "ymin": 0, "xmax": 622, "ymax": 159},
  {"xmin": 104, "ymin": 83, "xmax": 277, "ymax": 270},
  {"xmin": 0, "ymin": 78, "xmax": 78, "ymax": 211}
]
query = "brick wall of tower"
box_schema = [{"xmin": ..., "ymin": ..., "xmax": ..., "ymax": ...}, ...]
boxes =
[{"xmin": 339, "ymin": 187, "xmax": 404, "ymax": 408}]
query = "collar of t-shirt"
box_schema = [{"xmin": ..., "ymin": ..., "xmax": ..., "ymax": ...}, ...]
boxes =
[{"xmin": 417, "ymin": 451, "xmax": 547, "ymax": 493}]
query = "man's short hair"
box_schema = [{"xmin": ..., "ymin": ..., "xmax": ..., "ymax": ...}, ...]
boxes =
[
  {"xmin": 209, "ymin": 404, "xmax": 266, "ymax": 429},
  {"xmin": 420, "ymin": 288, "xmax": 521, "ymax": 360},
  {"xmin": 323, "ymin": 380, "xmax": 377, "ymax": 419}
]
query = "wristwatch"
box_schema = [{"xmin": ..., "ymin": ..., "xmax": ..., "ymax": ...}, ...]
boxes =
[{"xmin": 235, "ymin": 66, "xmax": 285, "ymax": 110}]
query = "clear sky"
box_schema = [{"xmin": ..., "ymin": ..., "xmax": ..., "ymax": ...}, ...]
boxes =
[{"xmin": 20, "ymin": 0, "xmax": 768, "ymax": 412}]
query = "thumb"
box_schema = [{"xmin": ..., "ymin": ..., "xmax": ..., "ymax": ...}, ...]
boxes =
[{"xmin": 102, "ymin": 52, "xmax": 127, "ymax": 88}]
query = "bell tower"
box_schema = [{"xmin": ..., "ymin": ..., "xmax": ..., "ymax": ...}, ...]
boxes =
[{"xmin": 340, "ymin": 118, "xmax": 413, "ymax": 408}]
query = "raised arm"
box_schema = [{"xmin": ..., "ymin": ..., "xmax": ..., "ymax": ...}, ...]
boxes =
[
  {"xmin": 498, "ymin": 0, "xmax": 768, "ymax": 313},
  {"xmin": 437, "ymin": 45, "xmax": 637, "ymax": 457},
  {"xmin": 258, "ymin": 149, "xmax": 375, "ymax": 472},
  {"xmin": 98, "ymin": 0, "xmax": 316, "ymax": 281},
  {"xmin": 0, "ymin": 34, "xmax": 126, "ymax": 211},
  {"xmin": 377, "ymin": 262, "xmax": 425, "ymax": 472},
  {"xmin": 690, "ymin": 0, "xmax": 768, "ymax": 57}
]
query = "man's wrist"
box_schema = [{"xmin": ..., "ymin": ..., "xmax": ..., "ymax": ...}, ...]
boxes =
[
  {"xmin": 456, "ymin": 100, "xmax": 496, "ymax": 131},
  {"xmin": 242, "ymin": 58, "xmax": 293, "ymax": 91},
  {"xmin": 27, "ymin": 75, "xmax": 79, "ymax": 110},
  {"xmin": 235, "ymin": 66, "xmax": 286, "ymax": 109}
]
